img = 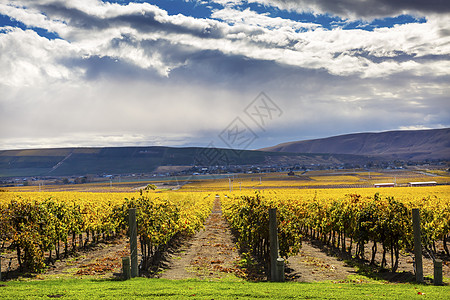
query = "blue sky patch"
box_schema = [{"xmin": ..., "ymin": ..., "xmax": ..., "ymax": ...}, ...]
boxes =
[
  {"xmin": 101, "ymin": 0, "xmax": 427, "ymax": 31},
  {"xmin": 1, "ymin": 0, "xmax": 429, "ymax": 39},
  {"xmin": 0, "ymin": 14, "xmax": 61, "ymax": 39}
]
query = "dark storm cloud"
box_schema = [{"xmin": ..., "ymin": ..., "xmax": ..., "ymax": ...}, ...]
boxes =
[
  {"xmin": 270, "ymin": 0, "xmax": 450, "ymax": 18},
  {"xmin": 35, "ymin": 2, "xmax": 226, "ymax": 39},
  {"xmin": 60, "ymin": 55, "xmax": 161, "ymax": 81},
  {"xmin": 35, "ymin": 3, "xmax": 109, "ymax": 30},
  {"xmin": 332, "ymin": 49, "xmax": 450, "ymax": 64},
  {"xmin": 63, "ymin": 37, "xmax": 302, "ymax": 88}
]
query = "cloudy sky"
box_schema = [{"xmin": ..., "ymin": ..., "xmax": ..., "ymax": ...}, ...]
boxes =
[{"xmin": 0, "ymin": 0, "xmax": 449, "ymax": 151}]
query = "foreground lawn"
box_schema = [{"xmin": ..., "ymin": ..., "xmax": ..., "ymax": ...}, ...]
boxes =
[{"xmin": 1, "ymin": 278, "xmax": 448, "ymax": 299}]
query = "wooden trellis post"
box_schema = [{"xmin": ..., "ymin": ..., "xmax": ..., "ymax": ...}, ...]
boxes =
[
  {"xmin": 412, "ymin": 209, "xmax": 423, "ymax": 283},
  {"xmin": 269, "ymin": 208, "xmax": 285, "ymax": 282},
  {"xmin": 129, "ymin": 208, "xmax": 138, "ymax": 278},
  {"xmin": 122, "ymin": 257, "xmax": 131, "ymax": 280},
  {"xmin": 434, "ymin": 259, "xmax": 443, "ymax": 286}
]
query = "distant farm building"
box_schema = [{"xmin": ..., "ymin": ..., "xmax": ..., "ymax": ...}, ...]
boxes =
[
  {"xmin": 374, "ymin": 183, "xmax": 395, "ymax": 188},
  {"xmin": 408, "ymin": 181, "xmax": 437, "ymax": 187}
]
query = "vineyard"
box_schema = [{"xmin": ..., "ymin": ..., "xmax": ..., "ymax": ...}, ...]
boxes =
[
  {"xmin": 181, "ymin": 170, "xmax": 450, "ymax": 191},
  {"xmin": 0, "ymin": 191, "xmax": 213, "ymax": 273},
  {"xmin": 0, "ymin": 178, "xmax": 449, "ymax": 283},
  {"xmin": 222, "ymin": 186, "xmax": 450, "ymax": 272}
]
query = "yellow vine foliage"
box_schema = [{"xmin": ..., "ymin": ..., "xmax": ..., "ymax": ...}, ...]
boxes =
[
  {"xmin": 0, "ymin": 190, "xmax": 214, "ymax": 272},
  {"xmin": 222, "ymin": 186, "xmax": 450, "ymax": 269}
]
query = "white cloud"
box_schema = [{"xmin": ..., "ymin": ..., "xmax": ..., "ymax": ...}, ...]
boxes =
[
  {"xmin": 2, "ymin": 1, "xmax": 449, "ymax": 80},
  {"xmin": 0, "ymin": 27, "xmax": 81, "ymax": 86},
  {"xmin": 0, "ymin": 2, "xmax": 68, "ymax": 34},
  {"xmin": 0, "ymin": 133, "xmax": 192, "ymax": 150},
  {"xmin": 211, "ymin": 7, "xmax": 320, "ymax": 31}
]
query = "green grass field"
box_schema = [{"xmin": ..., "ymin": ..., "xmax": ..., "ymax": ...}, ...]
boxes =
[{"xmin": 1, "ymin": 277, "xmax": 448, "ymax": 299}]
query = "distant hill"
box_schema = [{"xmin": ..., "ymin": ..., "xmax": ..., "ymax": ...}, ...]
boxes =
[
  {"xmin": 260, "ymin": 128, "xmax": 450, "ymax": 160},
  {"xmin": 0, "ymin": 146, "xmax": 371, "ymax": 177},
  {"xmin": 2, "ymin": 128, "xmax": 447, "ymax": 178}
]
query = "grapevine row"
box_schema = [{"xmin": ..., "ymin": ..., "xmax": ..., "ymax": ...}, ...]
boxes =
[
  {"xmin": 0, "ymin": 191, "xmax": 213, "ymax": 273},
  {"xmin": 114, "ymin": 191, "xmax": 213, "ymax": 270},
  {"xmin": 222, "ymin": 193, "xmax": 302, "ymax": 265},
  {"xmin": 222, "ymin": 191, "xmax": 449, "ymax": 272}
]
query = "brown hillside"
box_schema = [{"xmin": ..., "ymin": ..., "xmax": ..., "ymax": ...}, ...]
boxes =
[{"xmin": 260, "ymin": 128, "xmax": 450, "ymax": 160}]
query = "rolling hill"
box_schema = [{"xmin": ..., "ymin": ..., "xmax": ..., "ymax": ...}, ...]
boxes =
[
  {"xmin": 0, "ymin": 146, "xmax": 371, "ymax": 177},
  {"xmin": 1, "ymin": 128, "xmax": 448, "ymax": 178},
  {"xmin": 260, "ymin": 128, "xmax": 450, "ymax": 160}
]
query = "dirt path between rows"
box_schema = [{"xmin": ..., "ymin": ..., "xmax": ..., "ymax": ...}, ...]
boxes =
[
  {"xmin": 40, "ymin": 238, "xmax": 129, "ymax": 279},
  {"xmin": 157, "ymin": 197, "xmax": 359, "ymax": 282},
  {"xmin": 287, "ymin": 238, "xmax": 450, "ymax": 283},
  {"xmin": 157, "ymin": 196, "xmax": 244, "ymax": 280},
  {"xmin": 286, "ymin": 240, "xmax": 357, "ymax": 282}
]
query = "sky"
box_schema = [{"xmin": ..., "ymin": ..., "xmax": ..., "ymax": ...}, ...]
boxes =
[{"xmin": 0, "ymin": 0, "xmax": 449, "ymax": 151}]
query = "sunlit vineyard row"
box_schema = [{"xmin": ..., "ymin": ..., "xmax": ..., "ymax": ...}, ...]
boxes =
[
  {"xmin": 0, "ymin": 190, "xmax": 214, "ymax": 272},
  {"xmin": 6, "ymin": 169, "xmax": 449, "ymax": 193},
  {"xmin": 222, "ymin": 186, "xmax": 450, "ymax": 272},
  {"xmin": 227, "ymin": 186, "xmax": 450, "ymax": 204},
  {"xmin": 2, "ymin": 182, "xmax": 150, "ymax": 193},
  {"xmin": 182, "ymin": 171, "xmax": 450, "ymax": 191}
]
